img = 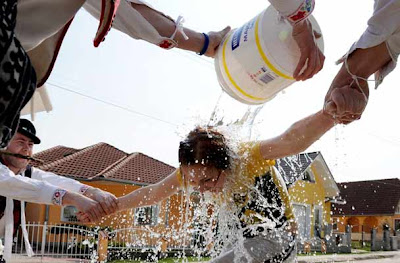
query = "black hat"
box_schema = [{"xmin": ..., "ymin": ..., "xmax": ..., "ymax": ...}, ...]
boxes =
[{"xmin": 17, "ymin": 119, "xmax": 41, "ymax": 144}]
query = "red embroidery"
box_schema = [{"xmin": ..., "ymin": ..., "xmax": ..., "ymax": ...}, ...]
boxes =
[
  {"xmin": 158, "ymin": 39, "xmax": 176, "ymax": 50},
  {"xmin": 290, "ymin": 11, "xmax": 306, "ymax": 22}
]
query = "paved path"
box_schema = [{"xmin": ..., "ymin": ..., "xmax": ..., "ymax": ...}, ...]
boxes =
[
  {"xmin": 297, "ymin": 251, "xmax": 400, "ymax": 263},
  {"xmin": 9, "ymin": 251, "xmax": 400, "ymax": 262},
  {"xmin": 9, "ymin": 256, "xmax": 90, "ymax": 263}
]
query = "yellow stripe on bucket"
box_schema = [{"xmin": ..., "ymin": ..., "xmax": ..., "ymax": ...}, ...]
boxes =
[
  {"xmin": 254, "ymin": 16, "xmax": 294, "ymax": 80},
  {"xmin": 222, "ymin": 33, "xmax": 266, "ymax": 102}
]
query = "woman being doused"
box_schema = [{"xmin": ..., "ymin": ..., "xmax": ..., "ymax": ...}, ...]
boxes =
[{"xmin": 80, "ymin": 109, "xmax": 336, "ymax": 262}]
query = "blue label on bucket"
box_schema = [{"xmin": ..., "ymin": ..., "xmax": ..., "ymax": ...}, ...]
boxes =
[{"xmin": 231, "ymin": 26, "xmax": 243, "ymax": 51}]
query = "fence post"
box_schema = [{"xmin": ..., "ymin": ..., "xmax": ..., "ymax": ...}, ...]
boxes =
[
  {"xmin": 97, "ymin": 231, "xmax": 109, "ymax": 263},
  {"xmin": 371, "ymin": 228, "xmax": 378, "ymax": 251},
  {"xmin": 361, "ymin": 225, "xmax": 364, "ymax": 248},
  {"xmin": 325, "ymin": 224, "xmax": 337, "ymax": 253},
  {"xmin": 383, "ymin": 229, "xmax": 391, "ymax": 251},
  {"xmin": 41, "ymin": 222, "xmax": 47, "ymax": 256},
  {"xmin": 339, "ymin": 225, "xmax": 351, "ymax": 253}
]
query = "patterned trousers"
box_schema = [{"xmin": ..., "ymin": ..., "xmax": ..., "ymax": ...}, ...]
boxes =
[{"xmin": 0, "ymin": 0, "xmax": 36, "ymax": 148}]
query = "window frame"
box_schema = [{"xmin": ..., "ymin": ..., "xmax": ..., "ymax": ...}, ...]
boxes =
[
  {"xmin": 301, "ymin": 168, "xmax": 316, "ymax": 183},
  {"xmin": 60, "ymin": 205, "xmax": 79, "ymax": 222},
  {"xmin": 134, "ymin": 205, "xmax": 159, "ymax": 226}
]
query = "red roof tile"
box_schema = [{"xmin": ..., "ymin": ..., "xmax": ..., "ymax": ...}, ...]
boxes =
[
  {"xmin": 31, "ymin": 146, "xmax": 78, "ymax": 167},
  {"xmin": 39, "ymin": 143, "xmax": 127, "ymax": 180},
  {"xmin": 332, "ymin": 178, "xmax": 400, "ymax": 216},
  {"xmin": 100, "ymin": 152, "xmax": 175, "ymax": 185},
  {"xmin": 33, "ymin": 143, "xmax": 175, "ymax": 185}
]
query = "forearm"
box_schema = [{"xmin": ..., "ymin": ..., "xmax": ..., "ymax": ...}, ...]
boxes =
[
  {"xmin": 33, "ymin": 168, "xmax": 86, "ymax": 194},
  {"xmin": 338, "ymin": 43, "xmax": 391, "ymax": 84},
  {"xmin": 260, "ymin": 110, "xmax": 335, "ymax": 159},
  {"xmin": 328, "ymin": 42, "xmax": 392, "ymax": 100},
  {"xmin": 118, "ymin": 185, "xmax": 164, "ymax": 211},
  {"xmin": 130, "ymin": 3, "xmax": 204, "ymax": 53},
  {"xmin": 0, "ymin": 165, "xmax": 59, "ymax": 204},
  {"xmin": 118, "ymin": 170, "xmax": 181, "ymax": 211}
]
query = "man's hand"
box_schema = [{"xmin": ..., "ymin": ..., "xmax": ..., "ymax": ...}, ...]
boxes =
[
  {"xmin": 324, "ymin": 83, "xmax": 368, "ymax": 124},
  {"xmin": 62, "ymin": 192, "xmax": 105, "ymax": 222},
  {"xmin": 292, "ymin": 19, "xmax": 325, "ymax": 81},
  {"xmin": 76, "ymin": 212, "xmax": 91, "ymax": 223},
  {"xmin": 324, "ymin": 43, "xmax": 391, "ymax": 123},
  {"xmin": 84, "ymin": 188, "xmax": 119, "ymax": 216},
  {"xmin": 205, "ymin": 26, "xmax": 231, "ymax": 58}
]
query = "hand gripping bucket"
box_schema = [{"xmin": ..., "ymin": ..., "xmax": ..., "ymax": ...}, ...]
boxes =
[{"xmin": 214, "ymin": 6, "xmax": 324, "ymax": 105}]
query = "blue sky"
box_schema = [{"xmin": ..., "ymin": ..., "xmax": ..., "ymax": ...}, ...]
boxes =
[{"xmin": 28, "ymin": 0, "xmax": 400, "ymax": 183}]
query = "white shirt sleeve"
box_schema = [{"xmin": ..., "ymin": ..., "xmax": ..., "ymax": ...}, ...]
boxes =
[
  {"xmin": 0, "ymin": 164, "xmax": 58, "ymax": 205},
  {"xmin": 83, "ymin": 0, "xmax": 169, "ymax": 46},
  {"xmin": 344, "ymin": 0, "xmax": 400, "ymax": 87},
  {"xmin": 268, "ymin": 0, "xmax": 305, "ymax": 17},
  {"xmin": 31, "ymin": 167, "xmax": 85, "ymax": 194}
]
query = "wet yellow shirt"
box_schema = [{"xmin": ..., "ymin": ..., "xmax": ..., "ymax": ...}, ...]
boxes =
[{"xmin": 232, "ymin": 142, "xmax": 294, "ymax": 228}]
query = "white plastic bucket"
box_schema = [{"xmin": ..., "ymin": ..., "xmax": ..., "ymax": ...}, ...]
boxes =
[{"xmin": 214, "ymin": 6, "xmax": 324, "ymax": 105}]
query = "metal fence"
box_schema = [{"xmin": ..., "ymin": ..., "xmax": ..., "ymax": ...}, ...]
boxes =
[
  {"xmin": 13, "ymin": 222, "xmax": 97, "ymax": 259},
  {"xmin": 13, "ymin": 223, "xmax": 193, "ymax": 260}
]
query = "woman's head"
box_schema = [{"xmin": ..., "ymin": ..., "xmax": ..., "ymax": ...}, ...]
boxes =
[
  {"xmin": 179, "ymin": 127, "xmax": 231, "ymax": 169},
  {"xmin": 179, "ymin": 127, "xmax": 232, "ymax": 192}
]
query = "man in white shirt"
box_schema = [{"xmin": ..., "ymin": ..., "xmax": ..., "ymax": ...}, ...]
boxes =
[
  {"xmin": 324, "ymin": 0, "xmax": 400, "ymax": 123},
  {"xmin": 0, "ymin": 119, "xmax": 118, "ymax": 261}
]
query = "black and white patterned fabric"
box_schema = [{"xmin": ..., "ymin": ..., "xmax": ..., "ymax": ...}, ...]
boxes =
[{"xmin": 0, "ymin": 0, "xmax": 36, "ymax": 149}]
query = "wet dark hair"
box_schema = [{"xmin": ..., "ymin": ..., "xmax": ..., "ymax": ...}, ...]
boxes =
[{"xmin": 179, "ymin": 127, "xmax": 231, "ymax": 170}]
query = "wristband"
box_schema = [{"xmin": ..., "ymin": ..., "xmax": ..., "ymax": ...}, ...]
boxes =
[
  {"xmin": 52, "ymin": 189, "xmax": 67, "ymax": 206},
  {"xmin": 198, "ymin": 33, "xmax": 209, "ymax": 56}
]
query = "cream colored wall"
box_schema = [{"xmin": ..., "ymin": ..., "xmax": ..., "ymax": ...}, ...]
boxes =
[
  {"xmin": 333, "ymin": 215, "xmax": 400, "ymax": 234},
  {"xmin": 289, "ymin": 165, "xmax": 332, "ymax": 237}
]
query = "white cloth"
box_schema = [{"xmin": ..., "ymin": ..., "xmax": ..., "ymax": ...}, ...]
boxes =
[
  {"xmin": 269, "ymin": 0, "xmax": 305, "ymax": 17},
  {"xmin": 0, "ymin": 164, "xmax": 59, "ymax": 204},
  {"xmin": 342, "ymin": 0, "xmax": 400, "ymax": 87},
  {"xmin": 84, "ymin": 0, "xmax": 172, "ymax": 46},
  {"xmin": 0, "ymin": 164, "xmax": 86, "ymax": 260},
  {"xmin": 15, "ymin": 0, "xmax": 164, "ymax": 52}
]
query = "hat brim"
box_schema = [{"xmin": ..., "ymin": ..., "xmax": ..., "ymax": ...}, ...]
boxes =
[{"xmin": 18, "ymin": 129, "xmax": 41, "ymax": 144}]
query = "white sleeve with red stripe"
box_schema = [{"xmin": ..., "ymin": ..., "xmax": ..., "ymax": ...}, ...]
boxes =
[{"xmin": 269, "ymin": 0, "xmax": 315, "ymax": 24}]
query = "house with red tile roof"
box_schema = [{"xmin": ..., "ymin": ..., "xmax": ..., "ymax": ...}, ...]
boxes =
[
  {"xmin": 25, "ymin": 143, "xmax": 187, "ymax": 248},
  {"xmin": 331, "ymin": 178, "xmax": 400, "ymax": 240}
]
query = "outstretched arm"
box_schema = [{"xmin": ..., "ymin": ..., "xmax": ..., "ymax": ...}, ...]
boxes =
[
  {"xmin": 260, "ymin": 110, "xmax": 335, "ymax": 160},
  {"xmin": 130, "ymin": 3, "xmax": 230, "ymax": 57},
  {"xmin": 117, "ymin": 169, "xmax": 181, "ymax": 211}
]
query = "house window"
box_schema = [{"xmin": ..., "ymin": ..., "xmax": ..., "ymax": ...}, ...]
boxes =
[
  {"xmin": 395, "ymin": 219, "xmax": 400, "ymax": 231},
  {"xmin": 395, "ymin": 203, "xmax": 400, "ymax": 214},
  {"xmin": 134, "ymin": 205, "xmax": 159, "ymax": 226},
  {"xmin": 333, "ymin": 221, "xmax": 338, "ymax": 231},
  {"xmin": 314, "ymin": 206, "xmax": 323, "ymax": 238},
  {"xmin": 61, "ymin": 206, "xmax": 78, "ymax": 222},
  {"xmin": 301, "ymin": 169, "xmax": 315, "ymax": 183}
]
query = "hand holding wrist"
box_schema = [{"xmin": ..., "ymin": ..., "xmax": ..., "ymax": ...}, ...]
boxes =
[{"xmin": 61, "ymin": 191, "xmax": 76, "ymax": 206}]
